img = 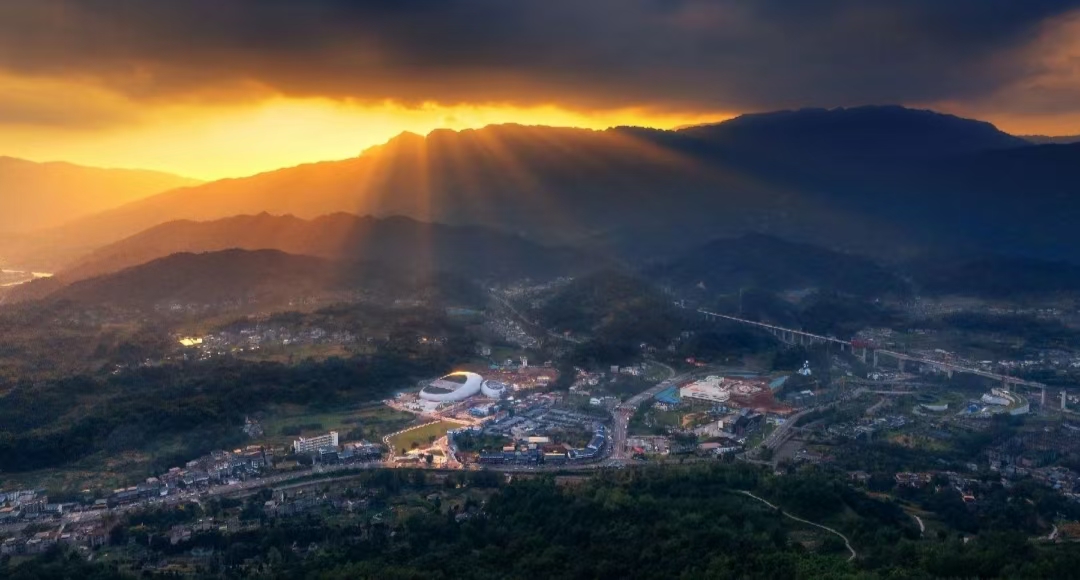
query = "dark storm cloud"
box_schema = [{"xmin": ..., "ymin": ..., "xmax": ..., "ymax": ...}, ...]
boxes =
[
  {"xmin": 0, "ymin": 93, "xmax": 132, "ymax": 129},
  {"xmin": 0, "ymin": 0, "xmax": 1077, "ymax": 113}
]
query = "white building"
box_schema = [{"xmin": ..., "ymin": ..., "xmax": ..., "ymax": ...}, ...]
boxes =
[
  {"xmin": 293, "ymin": 431, "xmax": 339, "ymax": 454},
  {"xmin": 420, "ymin": 372, "xmax": 484, "ymax": 402},
  {"xmin": 680, "ymin": 377, "xmax": 731, "ymax": 404},
  {"xmin": 981, "ymin": 393, "xmax": 1011, "ymax": 406}
]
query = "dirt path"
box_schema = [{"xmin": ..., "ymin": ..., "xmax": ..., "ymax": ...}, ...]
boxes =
[{"xmin": 739, "ymin": 490, "xmax": 857, "ymax": 562}]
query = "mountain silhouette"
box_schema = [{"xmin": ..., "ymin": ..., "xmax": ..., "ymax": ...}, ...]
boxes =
[
  {"xmin": 9, "ymin": 105, "xmax": 1077, "ymax": 269},
  {"xmin": 679, "ymin": 105, "xmax": 1027, "ymax": 159},
  {"xmin": 35, "ymin": 249, "xmax": 483, "ymax": 310},
  {"xmin": 56, "ymin": 212, "xmax": 597, "ymax": 284}
]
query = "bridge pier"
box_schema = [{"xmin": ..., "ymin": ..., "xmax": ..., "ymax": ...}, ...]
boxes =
[
  {"xmin": 946, "ymin": 368, "xmax": 953, "ymax": 379},
  {"xmin": 898, "ymin": 359, "xmax": 905, "ymax": 373},
  {"xmin": 872, "ymin": 351, "xmax": 878, "ymax": 368},
  {"xmin": 859, "ymin": 348, "xmax": 867, "ymax": 363}
]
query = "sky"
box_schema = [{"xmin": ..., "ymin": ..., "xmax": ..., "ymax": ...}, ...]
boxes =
[{"xmin": 1, "ymin": 0, "xmax": 1079, "ymax": 180}]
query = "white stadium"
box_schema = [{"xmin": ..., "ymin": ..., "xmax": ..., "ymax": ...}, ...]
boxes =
[
  {"xmin": 481, "ymin": 379, "xmax": 508, "ymax": 399},
  {"xmin": 419, "ymin": 372, "xmax": 507, "ymax": 402}
]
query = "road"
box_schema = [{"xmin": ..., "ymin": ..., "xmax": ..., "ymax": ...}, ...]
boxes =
[
  {"xmin": 759, "ymin": 408, "xmax": 812, "ymax": 452},
  {"xmin": 611, "ymin": 364, "xmax": 690, "ymax": 460},
  {"xmin": 739, "ymin": 490, "xmax": 857, "ymax": 562},
  {"xmin": 756, "ymin": 387, "xmax": 873, "ymax": 456},
  {"xmin": 865, "ymin": 397, "xmax": 888, "ymax": 415},
  {"xmin": 60, "ymin": 462, "xmax": 387, "ymax": 526}
]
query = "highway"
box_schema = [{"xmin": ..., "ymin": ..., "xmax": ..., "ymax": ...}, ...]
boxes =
[{"xmin": 60, "ymin": 462, "xmax": 386, "ymax": 526}]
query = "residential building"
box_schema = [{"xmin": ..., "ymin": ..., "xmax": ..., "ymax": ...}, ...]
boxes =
[{"xmin": 293, "ymin": 431, "xmax": 340, "ymax": 454}]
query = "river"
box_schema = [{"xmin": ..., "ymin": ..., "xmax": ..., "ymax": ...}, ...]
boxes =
[{"xmin": 0, "ymin": 268, "xmax": 53, "ymax": 288}]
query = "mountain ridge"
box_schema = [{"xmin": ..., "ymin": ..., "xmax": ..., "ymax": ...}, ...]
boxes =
[
  {"xmin": 5, "ymin": 105, "xmax": 1076, "ymax": 268},
  {"xmin": 6, "ymin": 213, "xmax": 600, "ymax": 304},
  {"xmin": 0, "ymin": 156, "xmax": 201, "ymax": 235},
  {"xmin": 32, "ymin": 248, "xmax": 492, "ymax": 313}
]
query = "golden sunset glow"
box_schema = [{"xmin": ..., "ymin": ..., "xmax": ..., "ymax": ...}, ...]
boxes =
[
  {"xmin": 1, "ymin": 2, "xmax": 1078, "ymax": 181},
  {"xmin": 0, "ymin": 87, "xmax": 733, "ymax": 180}
]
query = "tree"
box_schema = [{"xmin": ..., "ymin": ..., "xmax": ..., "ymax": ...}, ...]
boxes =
[{"xmin": 267, "ymin": 546, "xmax": 283, "ymax": 568}]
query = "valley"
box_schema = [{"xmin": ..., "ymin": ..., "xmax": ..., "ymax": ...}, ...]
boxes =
[{"xmin": 2, "ymin": 107, "xmax": 1080, "ymax": 579}]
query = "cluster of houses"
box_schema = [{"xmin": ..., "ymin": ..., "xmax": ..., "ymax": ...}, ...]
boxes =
[
  {"xmin": 142, "ymin": 446, "xmax": 274, "ymax": 499},
  {"xmin": 1, "ymin": 490, "xmax": 110, "ymax": 555},
  {"xmin": 471, "ymin": 424, "xmax": 608, "ymax": 466},
  {"xmin": 0, "ymin": 489, "xmax": 66, "ymax": 523},
  {"xmin": 2, "ymin": 525, "xmax": 109, "ymax": 557}
]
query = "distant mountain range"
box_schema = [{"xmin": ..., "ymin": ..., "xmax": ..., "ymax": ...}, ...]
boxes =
[
  {"xmin": 5, "ymin": 105, "xmax": 1080, "ymax": 273},
  {"xmin": 0, "ymin": 157, "xmax": 199, "ymax": 235}
]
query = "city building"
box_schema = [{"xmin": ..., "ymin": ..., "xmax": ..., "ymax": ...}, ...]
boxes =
[
  {"xmin": 481, "ymin": 379, "xmax": 508, "ymax": 399},
  {"xmin": 680, "ymin": 376, "xmax": 731, "ymax": 404},
  {"xmin": 292, "ymin": 431, "xmax": 339, "ymax": 454}
]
